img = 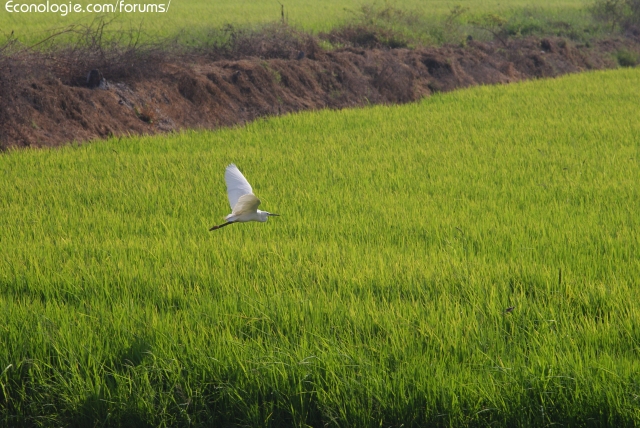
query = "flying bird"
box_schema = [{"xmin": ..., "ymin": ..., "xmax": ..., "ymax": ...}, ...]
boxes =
[{"xmin": 209, "ymin": 164, "xmax": 279, "ymax": 231}]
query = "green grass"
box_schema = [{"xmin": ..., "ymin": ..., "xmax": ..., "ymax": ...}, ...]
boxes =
[
  {"xmin": 1, "ymin": 68, "xmax": 640, "ymax": 426},
  {"xmin": 0, "ymin": 0, "xmax": 595, "ymax": 45}
]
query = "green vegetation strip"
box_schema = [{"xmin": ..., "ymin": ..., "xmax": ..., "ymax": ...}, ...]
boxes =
[
  {"xmin": 1, "ymin": 0, "xmax": 592, "ymax": 44},
  {"xmin": 1, "ymin": 68, "xmax": 640, "ymax": 426}
]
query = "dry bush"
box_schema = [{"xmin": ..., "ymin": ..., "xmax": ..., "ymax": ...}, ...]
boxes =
[
  {"xmin": 1, "ymin": 18, "xmax": 180, "ymax": 85},
  {"xmin": 45, "ymin": 18, "xmax": 181, "ymax": 85},
  {"xmin": 321, "ymin": 25, "xmax": 409, "ymax": 49},
  {"xmin": 197, "ymin": 23, "xmax": 321, "ymax": 60}
]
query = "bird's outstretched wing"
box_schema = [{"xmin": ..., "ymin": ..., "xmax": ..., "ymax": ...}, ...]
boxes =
[
  {"xmin": 232, "ymin": 194, "xmax": 261, "ymax": 215},
  {"xmin": 225, "ymin": 164, "xmax": 253, "ymax": 210}
]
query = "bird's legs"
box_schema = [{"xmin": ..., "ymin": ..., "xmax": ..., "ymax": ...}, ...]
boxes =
[{"xmin": 209, "ymin": 221, "xmax": 235, "ymax": 231}]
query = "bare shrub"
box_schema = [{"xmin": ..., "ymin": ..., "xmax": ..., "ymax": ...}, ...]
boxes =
[
  {"xmin": 321, "ymin": 25, "xmax": 408, "ymax": 49},
  {"xmin": 45, "ymin": 18, "xmax": 180, "ymax": 85},
  {"xmin": 197, "ymin": 23, "xmax": 320, "ymax": 60}
]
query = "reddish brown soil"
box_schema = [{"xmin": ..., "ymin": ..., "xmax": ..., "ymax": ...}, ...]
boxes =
[{"xmin": 1, "ymin": 36, "xmax": 638, "ymax": 149}]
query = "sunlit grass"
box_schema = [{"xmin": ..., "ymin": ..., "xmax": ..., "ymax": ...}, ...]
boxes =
[
  {"xmin": 0, "ymin": 0, "xmax": 593, "ymax": 44},
  {"xmin": 1, "ymin": 68, "xmax": 639, "ymax": 426}
]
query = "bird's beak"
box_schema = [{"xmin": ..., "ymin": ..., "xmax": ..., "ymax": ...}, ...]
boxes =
[{"xmin": 268, "ymin": 213, "xmax": 280, "ymax": 216}]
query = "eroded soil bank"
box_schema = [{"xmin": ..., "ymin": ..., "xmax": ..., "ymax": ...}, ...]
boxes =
[{"xmin": 1, "ymin": 36, "xmax": 638, "ymax": 148}]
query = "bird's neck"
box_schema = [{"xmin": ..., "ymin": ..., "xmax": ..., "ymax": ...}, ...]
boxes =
[{"xmin": 257, "ymin": 210, "xmax": 269, "ymax": 222}]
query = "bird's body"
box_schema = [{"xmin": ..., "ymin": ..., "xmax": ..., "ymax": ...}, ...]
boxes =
[{"xmin": 210, "ymin": 164, "xmax": 279, "ymax": 231}]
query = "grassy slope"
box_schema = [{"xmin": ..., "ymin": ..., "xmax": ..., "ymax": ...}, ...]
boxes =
[
  {"xmin": 0, "ymin": 0, "xmax": 591, "ymax": 43},
  {"xmin": 1, "ymin": 68, "xmax": 640, "ymax": 426}
]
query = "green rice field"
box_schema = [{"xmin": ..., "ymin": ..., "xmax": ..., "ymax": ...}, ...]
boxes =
[
  {"xmin": 1, "ymin": 68, "xmax": 640, "ymax": 426},
  {"xmin": 0, "ymin": 0, "xmax": 592, "ymax": 43}
]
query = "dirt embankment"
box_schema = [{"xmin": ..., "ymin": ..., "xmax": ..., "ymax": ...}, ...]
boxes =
[{"xmin": 0, "ymin": 36, "xmax": 637, "ymax": 148}]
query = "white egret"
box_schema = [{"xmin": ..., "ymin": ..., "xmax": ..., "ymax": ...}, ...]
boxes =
[{"xmin": 209, "ymin": 164, "xmax": 280, "ymax": 231}]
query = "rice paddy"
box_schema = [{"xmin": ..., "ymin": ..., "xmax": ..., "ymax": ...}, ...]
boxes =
[{"xmin": 1, "ymin": 68, "xmax": 639, "ymax": 426}]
